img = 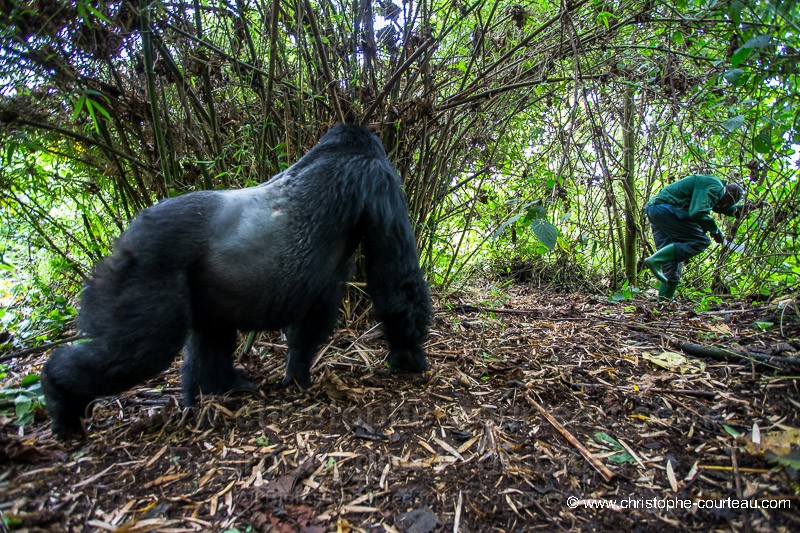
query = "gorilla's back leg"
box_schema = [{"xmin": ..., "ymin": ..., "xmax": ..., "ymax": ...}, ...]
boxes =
[
  {"xmin": 181, "ymin": 324, "xmax": 256, "ymax": 405},
  {"xmin": 42, "ymin": 270, "xmax": 192, "ymax": 439}
]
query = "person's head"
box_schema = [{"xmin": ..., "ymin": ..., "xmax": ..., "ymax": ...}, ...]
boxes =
[{"xmin": 714, "ymin": 184, "xmax": 744, "ymax": 211}]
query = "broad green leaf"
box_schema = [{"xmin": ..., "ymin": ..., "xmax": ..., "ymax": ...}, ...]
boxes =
[
  {"xmin": 529, "ymin": 218, "xmax": 558, "ymax": 251},
  {"xmin": 753, "ymin": 127, "xmax": 772, "ymax": 153},
  {"xmin": 5, "ymin": 141, "xmax": 16, "ymax": 166},
  {"xmin": 741, "ymin": 35, "xmax": 772, "ymax": 49},
  {"xmin": 20, "ymin": 374, "xmax": 39, "ymax": 386},
  {"xmin": 723, "ymin": 68, "xmax": 744, "ymax": 85},
  {"xmin": 14, "ymin": 395, "xmax": 32, "ymax": 419},
  {"xmin": 721, "ymin": 115, "xmax": 744, "ymax": 132},
  {"xmin": 524, "ymin": 204, "xmax": 547, "ymax": 221},
  {"xmin": 730, "ymin": 47, "xmax": 751, "ymax": 67}
]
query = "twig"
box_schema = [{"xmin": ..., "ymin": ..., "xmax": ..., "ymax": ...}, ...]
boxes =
[
  {"xmin": 362, "ymin": 38, "xmax": 435, "ymax": 122},
  {"xmin": 301, "ymin": 0, "xmax": 345, "ymax": 124},
  {"xmin": 731, "ymin": 444, "xmax": 743, "ymax": 500},
  {"xmin": 525, "ymin": 394, "xmax": 615, "ymax": 482},
  {"xmin": 699, "ymin": 465, "xmax": 769, "ymax": 473},
  {"xmin": 0, "ymin": 335, "xmax": 80, "ymax": 363},
  {"xmin": 570, "ymin": 382, "xmax": 717, "ymax": 399},
  {"xmin": 453, "ymin": 491, "xmax": 463, "ymax": 533},
  {"xmin": 450, "ymin": 304, "xmax": 540, "ymax": 316},
  {"xmin": 648, "ymin": 387, "xmax": 717, "ymax": 399}
]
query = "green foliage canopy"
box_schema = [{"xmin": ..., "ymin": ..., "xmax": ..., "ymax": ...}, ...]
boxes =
[{"xmin": 0, "ymin": 0, "xmax": 797, "ymax": 335}]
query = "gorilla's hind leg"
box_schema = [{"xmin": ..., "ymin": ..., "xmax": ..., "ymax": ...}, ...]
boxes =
[
  {"xmin": 182, "ymin": 325, "xmax": 256, "ymax": 406},
  {"xmin": 42, "ymin": 271, "xmax": 192, "ymax": 439},
  {"xmin": 41, "ymin": 344, "xmax": 99, "ymax": 439},
  {"xmin": 43, "ymin": 329, "xmax": 190, "ymax": 440}
]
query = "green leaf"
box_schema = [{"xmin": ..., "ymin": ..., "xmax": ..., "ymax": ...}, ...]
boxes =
[
  {"xmin": 741, "ymin": 35, "xmax": 772, "ymax": 49},
  {"xmin": 85, "ymin": 4, "xmax": 111, "ymax": 24},
  {"xmin": 529, "ymin": 218, "xmax": 558, "ymax": 251},
  {"xmin": 723, "ymin": 68, "xmax": 744, "ymax": 86},
  {"xmin": 491, "ymin": 213, "xmax": 522, "ymax": 240},
  {"xmin": 729, "ymin": 0, "xmax": 744, "ymax": 25},
  {"xmin": 730, "ymin": 47, "xmax": 751, "ymax": 67},
  {"xmin": 721, "ymin": 115, "xmax": 745, "ymax": 132},
  {"xmin": 5, "ymin": 141, "xmax": 16, "ymax": 166},
  {"xmin": 594, "ymin": 432, "xmax": 618, "ymax": 446},
  {"xmin": 753, "ymin": 127, "xmax": 772, "ymax": 154},
  {"xmin": 755, "ymin": 321, "xmax": 774, "ymax": 330},
  {"xmin": 14, "ymin": 395, "xmax": 32, "ymax": 419},
  {"xmin": 723, "ymin": 424, "xmax": 742, "ymax": 437},
  {"xmin": 764, "ymin": 449, "xmax": 800, "ymax": 470},
  {"xmin": 20, "ymin": 374, "xmax": 39, "ymax": 386},
  {"xmin": 593, "ymin": 433, "xmax": 636, "ymax": 464},
  {"xmin": 524, "ymin": 204, "xmax": 547, "ymax": 221},
  {"xmin": 71, "ymin": 95, "xmax": 86, "ymax": 121},
  {"xmin": 596, "ymin": 11, "xmax": 613, "ymax": 29},
  {"xmin": 610, "ymin": 291, "xmax": 626, "ymax": 302},
  {"xmin": 87, "ymin": 98, "xmax": 111, "ymax": 121}
]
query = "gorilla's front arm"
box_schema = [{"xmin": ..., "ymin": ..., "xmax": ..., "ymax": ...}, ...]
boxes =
[{"xmin": 41, "ymin": 124, "xmax": 432, "ymax": 439}]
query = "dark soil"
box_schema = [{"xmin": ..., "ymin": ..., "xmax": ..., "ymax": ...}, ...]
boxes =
[{"xmin": 2, "ymin": 287, "xmax": 799, "ymax": 532}]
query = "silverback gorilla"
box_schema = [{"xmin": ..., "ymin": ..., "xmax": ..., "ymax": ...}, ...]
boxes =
[{"xmin": 42, "ymin": 124, "xmax": 432, "ymax": 439}]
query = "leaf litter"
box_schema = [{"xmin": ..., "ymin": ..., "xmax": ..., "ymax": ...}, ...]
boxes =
[{"xmin": 1, "ymin": 286, "xmax": 798, "ymax": 531}]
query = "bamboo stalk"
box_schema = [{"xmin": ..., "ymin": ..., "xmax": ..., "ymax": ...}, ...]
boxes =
[
  {"xmin": 526, "ymin": 394, "xmax": 615, "ymax": 482},
  {"xmin": 140, "ymin": 0, "xmax": 172, "ymax": 194}
]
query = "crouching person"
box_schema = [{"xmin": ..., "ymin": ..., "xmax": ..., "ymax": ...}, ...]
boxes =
[{"xmin": 643, "ymin": 174, "xmax": 744, "ymax": 300}]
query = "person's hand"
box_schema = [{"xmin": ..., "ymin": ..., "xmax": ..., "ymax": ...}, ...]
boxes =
[{"xmin": 712, "ymin": 230, "xmax": 725, "ymax": 244}]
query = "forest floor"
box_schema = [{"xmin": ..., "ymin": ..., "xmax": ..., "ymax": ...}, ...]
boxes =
[{"xmin": 1, "ymin": 285, "xmax": 799, "ymax": 532}]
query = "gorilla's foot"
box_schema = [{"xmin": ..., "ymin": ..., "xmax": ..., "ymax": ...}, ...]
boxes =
[
  {"xmin": 183, "ymin": 368, "xmax": 258, "ymax": 406},
  {"xmin": 388, "ymin": 347, "xmax": 430, "ymax": 374},
  {"xmin": 281, "ymin": 368, "xmax": 312, "ymax": 389},
  {"xmin": 231, "ymin": 367, "xmax": 259, "ymax": 394},
  {"xmin": 282, "ymin": 351, "xmax": 313, "ymax": 389},
  {"xmin": 41, "ymin": 374, "xmax": 89, "ymax": 440}
]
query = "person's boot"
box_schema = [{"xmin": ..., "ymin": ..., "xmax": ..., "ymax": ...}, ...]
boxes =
[
  {"xmin": 658, "ymin": 280, "xmax": 678, "ymax": 301},
  {"xmin": 644, "ymin": 244, "xmax": 676, "ymax": 283}
]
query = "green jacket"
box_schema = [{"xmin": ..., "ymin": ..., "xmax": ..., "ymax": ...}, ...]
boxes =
[{"xmin": 646, "ymin": 174, "xmax": 738, "ymax": 234}]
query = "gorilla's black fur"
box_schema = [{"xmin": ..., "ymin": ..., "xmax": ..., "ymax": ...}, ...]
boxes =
[{"xmin": 42, "ymin": 124, "xmax": 432, "ymax": 439}]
